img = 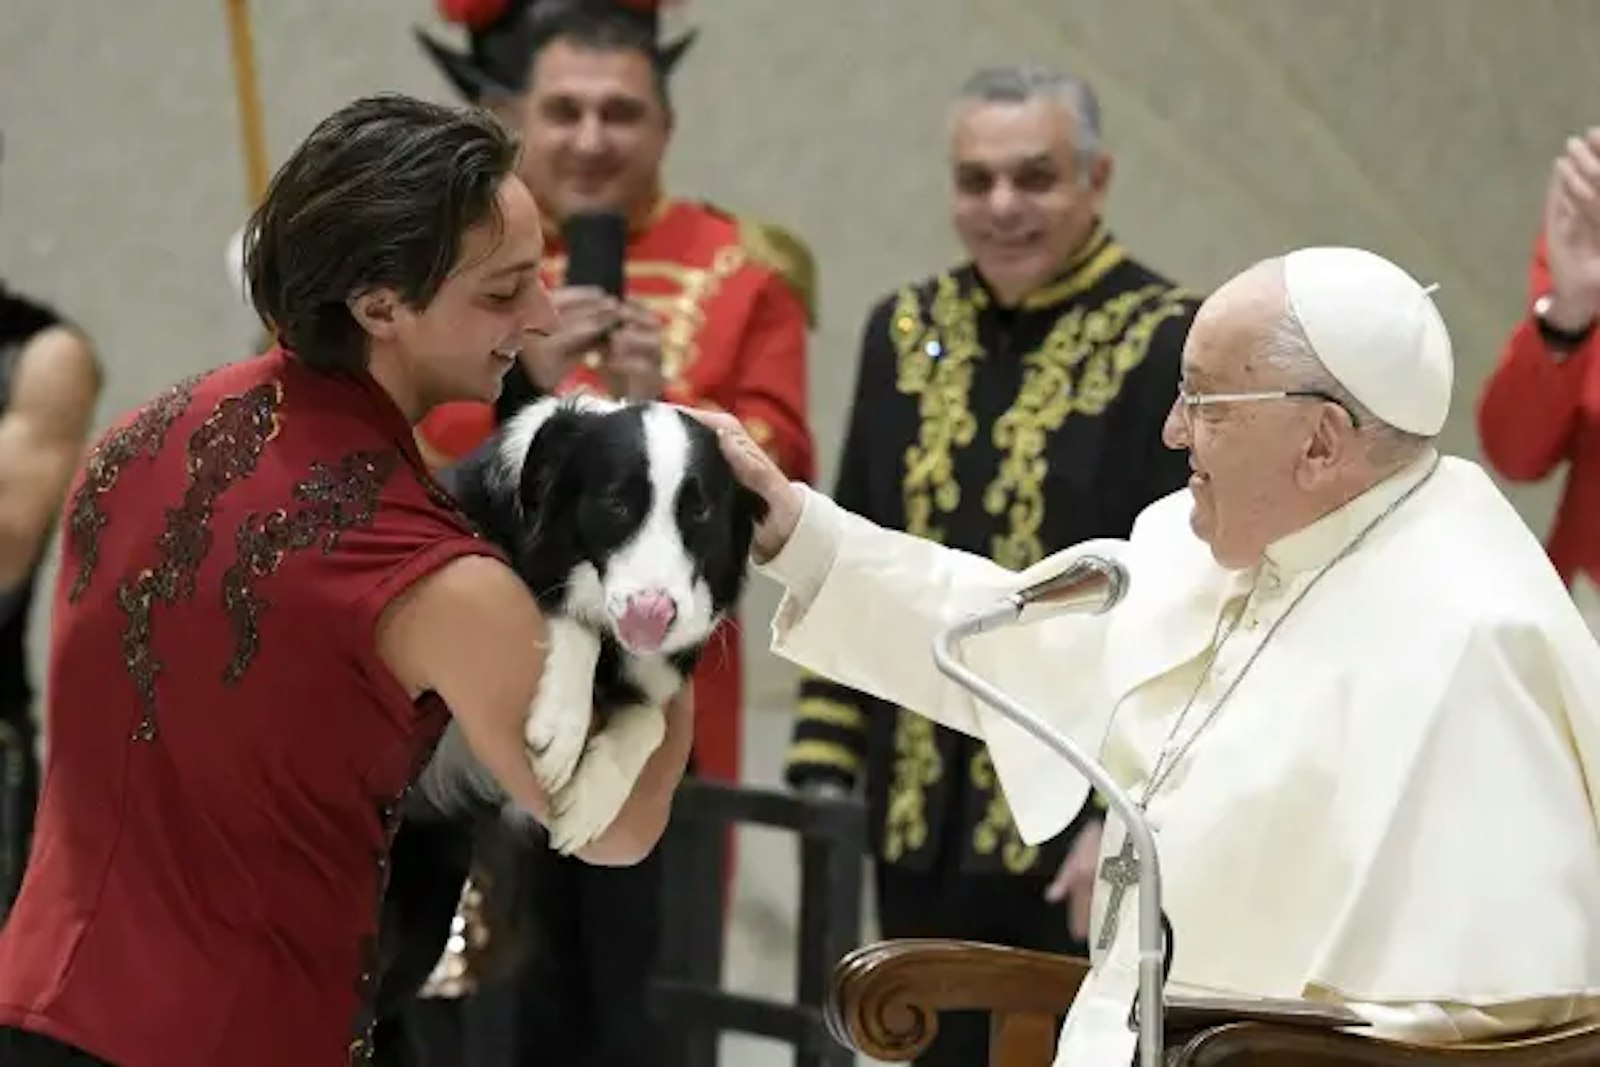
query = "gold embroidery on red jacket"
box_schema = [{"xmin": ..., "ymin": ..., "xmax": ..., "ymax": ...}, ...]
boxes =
[
  {"xmin": 542, "ymin": 251, "xmax": 747, "ymax": 380},
  {"xmin": 119, "ymin": 381, "xmax": 284, "ymax": 741}
]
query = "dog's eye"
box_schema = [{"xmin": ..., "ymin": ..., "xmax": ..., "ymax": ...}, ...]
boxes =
[{"xmin": 602, "ymin": 495, "xmax": 630, "ymax": 517}]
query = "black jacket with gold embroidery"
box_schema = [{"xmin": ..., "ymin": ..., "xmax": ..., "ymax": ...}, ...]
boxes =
[{"xmin": 784, "ymin": 226, "xmax": 1198, "ymax": 876}]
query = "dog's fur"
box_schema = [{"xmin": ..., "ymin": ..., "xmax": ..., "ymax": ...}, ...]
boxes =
[{"xmin": 370, "ymin": 395, "xmax": 764, "ymax": 1059}]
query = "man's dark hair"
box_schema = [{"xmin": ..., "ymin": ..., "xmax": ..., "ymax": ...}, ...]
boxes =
[
  {"xmin": 527, "ymin": 4, "xmax": 675, "ymax": 116},
  {"xmin": 243, "ymin": 93, "xmax": 520, "ymax": 373}
]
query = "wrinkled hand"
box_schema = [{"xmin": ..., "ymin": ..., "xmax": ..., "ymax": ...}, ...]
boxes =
[
  {"xmin": 675, "ymin": 407, "xmax": 803, "ymax": 561},
  {"xmin": 601, "ymin": 301, "xmax": 667, "ymax": 401},
  {"xmin": 1045, "ymin": 817, "xmax": 1103, "ymax": 942},
  {"xmin": 1544, "ymin": 127, "xmax": 1600, "ymax": 331},
  {"xmin": 521, "ymin": 286, "xmax": 621, "ymax": 389}
]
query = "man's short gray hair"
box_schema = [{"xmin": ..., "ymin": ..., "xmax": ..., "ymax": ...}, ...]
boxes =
[
  {"xmin": 954, "ymin": 64, "xmax": 1104, "ymax": 177},
  {"xmin": 1259, "ymin": 309, "xmax": 1433, "ymax": 469}
]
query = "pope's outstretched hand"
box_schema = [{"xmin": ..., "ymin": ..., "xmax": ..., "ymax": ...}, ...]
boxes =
[{"xmin": 677, "ymin": 407, "xmax": 804, "ymax": 562}]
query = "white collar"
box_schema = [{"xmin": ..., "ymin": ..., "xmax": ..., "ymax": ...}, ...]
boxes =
[{"xmin": 1261, "ymin": 450, "xmax": 1439, "ymax": 579}]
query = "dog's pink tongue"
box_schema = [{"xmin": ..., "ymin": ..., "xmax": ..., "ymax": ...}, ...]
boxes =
[{"xmin": 618, "ymin": 591, "xmax": 676, "ymax": 652}]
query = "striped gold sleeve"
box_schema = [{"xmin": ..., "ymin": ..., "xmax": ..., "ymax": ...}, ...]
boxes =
[{"xmin": 783, "ymin": 670, "xmax": 870, "ymax": 791}]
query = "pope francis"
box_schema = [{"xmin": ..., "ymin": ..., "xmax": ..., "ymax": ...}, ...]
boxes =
[{"xmin": 688, "ymin": 247, "xmax": 1600, "ymax": 1062}]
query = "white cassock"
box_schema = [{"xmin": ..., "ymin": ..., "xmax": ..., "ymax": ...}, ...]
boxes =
[{"xmin": 756, "ymin": 451, "xmax": 1600, "ymax": 1063}]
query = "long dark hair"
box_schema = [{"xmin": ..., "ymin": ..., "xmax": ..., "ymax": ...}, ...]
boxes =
[{"xmin": 242, "ymin": 93, "xmax": 520, "ymax": 373}]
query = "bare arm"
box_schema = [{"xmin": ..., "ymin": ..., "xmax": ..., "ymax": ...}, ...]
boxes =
[
  {"xmin": 0, "ymin": 327, "xmax": 101, "ymax": 588},
  {"xmin": 376, "ymin": 555, "xmax": 552, "ymax": 820},
  {"xmin": 576, "ymin": 684, "xmax": 694, "ymax": 866},
  {"xmin": 374, "ymin": 554, "xmax": 686, "ymax": 864}
]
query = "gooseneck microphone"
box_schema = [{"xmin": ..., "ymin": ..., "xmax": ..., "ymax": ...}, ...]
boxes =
[
  {"xmin": 931, "ymin": 554, "xmax": 1170, "ymax": 1067},
  {"xmin": 957, "ymin": 553, "xmax": 1128, "ymax": 636}
]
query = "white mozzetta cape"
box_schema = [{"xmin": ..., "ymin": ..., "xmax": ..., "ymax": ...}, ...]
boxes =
[{"xmin": 760, "ymin": 455, "xmax": 1600, "ymax": 1015}]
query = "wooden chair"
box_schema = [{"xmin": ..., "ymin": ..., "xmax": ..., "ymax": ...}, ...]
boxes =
[{"xmin": 828, "ymin": 940, "xmax": 1600, "ymax": 1065}]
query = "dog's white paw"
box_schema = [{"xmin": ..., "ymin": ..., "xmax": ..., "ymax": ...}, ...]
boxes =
[
  {"xmin": 546, "ymin": 733, "xmax": 633, "ymax": 854},
  {"xmin": 545, "ymin": 704, "xmax": 667, "ymax": 855},
  {"xmin": 524, "ymin": 617, "xmax": 602, "ymax": 794},
  {"xmin": 527, "ymin": 705, "xmax": 587, "ymax": 795}
]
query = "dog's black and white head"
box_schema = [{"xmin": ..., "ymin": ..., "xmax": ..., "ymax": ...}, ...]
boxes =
[{"xmin": 457, "ymin": 394, "xmax": 767, "ymax": 658}]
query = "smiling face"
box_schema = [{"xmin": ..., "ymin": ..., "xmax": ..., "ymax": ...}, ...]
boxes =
[
  {"xmin": 511, "ymin": 39, "xmax": 671, "ymax": 224},
  {"xmin": 357, "ymin": 174, "xmax": 557, "ymax": 418},
  {"xmin": 948, "ymin": 96, "xmax": 1110, "ymax": 305},
  {"xmin": 1160, "ymin": 262, "xmax": 1370, "ymax": 569}
]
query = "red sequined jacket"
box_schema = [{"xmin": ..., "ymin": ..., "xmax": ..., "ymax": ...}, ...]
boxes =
[{"xmin": 0, "ymin": 348, "xmax": 502, "ymax": 1065}]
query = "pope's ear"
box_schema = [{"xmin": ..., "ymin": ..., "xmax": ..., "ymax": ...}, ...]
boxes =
[
  {"xmin": 349, "ymin": 288, "xmax": 404, "ymax": 341},
  {"xmin": 1302, "ymin": 402, "xmax": 1357, "ymax": 474}
]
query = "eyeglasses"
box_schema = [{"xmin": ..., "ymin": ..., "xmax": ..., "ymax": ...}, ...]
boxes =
[{"xmin": 1176, "ymin": 385, "xmax": 1361, "ymax": 428}]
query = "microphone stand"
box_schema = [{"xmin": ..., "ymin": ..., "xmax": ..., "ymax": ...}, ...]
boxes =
[{"xmin": 930, "ymin": 555, "xmax": 1167, "ymax": 1067}]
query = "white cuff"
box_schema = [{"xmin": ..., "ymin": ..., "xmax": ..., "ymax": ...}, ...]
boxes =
[{"xmin": 754, "ymin": 485, "xmax": 840, "ymax": 606}]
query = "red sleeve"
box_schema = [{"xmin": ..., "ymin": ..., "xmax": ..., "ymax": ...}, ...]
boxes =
[
  {"xmin": 664, "ymin": 273, "xmax": 815, "ymax": 484},
  {"xmin": 341, "ymin": 531, "xmax": 508, "ymax": 735},
  {"xmin": 350, "ymin": 534, "xmax": 506, "ymax": 638},
  {"xmin": 340, "ymin": 493, "xmax": 510, "ymax": 693},
  {"xmin": 1478, "ymin": 230, "xmax": 1596, "ymax": 482}
]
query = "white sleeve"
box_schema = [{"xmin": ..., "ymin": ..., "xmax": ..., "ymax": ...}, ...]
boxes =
[
  {"xmin": 756, "ymin": 485, "xmax": 1122, "ymax": 845},
  {"xmin": 1343, "ymin": 995, "xmax": 1588, "ymax": 1043}
]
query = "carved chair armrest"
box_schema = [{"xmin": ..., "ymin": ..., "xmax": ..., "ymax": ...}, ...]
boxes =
[{"xmin": 827, "ymin": 938, "xmax": 1090, "ymax": 1062}]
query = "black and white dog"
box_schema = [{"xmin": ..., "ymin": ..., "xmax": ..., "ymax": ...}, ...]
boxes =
[
  {"xmin": 423, "ymin": 392, "xmax": 764, "ymax": 846},
  {"xmin": 371, "ymin": 394, "xmax": 764, "ymax": 1056}
]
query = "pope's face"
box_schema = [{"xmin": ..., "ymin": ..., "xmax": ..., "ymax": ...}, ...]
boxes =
[{"xmin": 1161, "ymin": 269, "xmax": 1328, "ymax": 569}]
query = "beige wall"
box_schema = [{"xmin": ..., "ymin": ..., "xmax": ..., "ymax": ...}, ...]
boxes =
[{"xmin": 2, "ymin": 0, "xmax": 1595, "ymax": 712}]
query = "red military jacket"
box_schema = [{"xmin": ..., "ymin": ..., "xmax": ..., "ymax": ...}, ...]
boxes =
[
  {"xmin": 417, "ymin": 197, "xmax": 816, "ymax": 784},
  {"xmin": 1478, "ymin": 230, "xmax": 1600, "ymax": 585},
  {"xmin": 0, "ymin": 348, "xmax": 502, "ymax": 1066}
]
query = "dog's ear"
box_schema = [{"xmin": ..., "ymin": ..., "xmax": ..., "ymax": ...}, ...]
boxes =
[
  {"xmin": 447, "ymin": 441, "xmax": 520, "ymax": 548},
  {"xmin": 738, "ymin": 485, "xmax": 769, "ymax": 526},
  {"xmin": 729, "ymin": 484, "xmax": 768, "ymax": 563},
  {"xmin": 517, "ymin": 403, "xmax": 590, "ymax": 515}
]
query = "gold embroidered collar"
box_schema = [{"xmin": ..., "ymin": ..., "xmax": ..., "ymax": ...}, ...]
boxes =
[{"xmin": 970, "ymin": 221, "xmax": 1127, "ymax": 311}]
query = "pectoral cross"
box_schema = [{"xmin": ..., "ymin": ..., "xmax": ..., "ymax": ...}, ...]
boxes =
[{"xmin": 1095, "ymin": 836, "xmax": 1139, "ymax": 952}]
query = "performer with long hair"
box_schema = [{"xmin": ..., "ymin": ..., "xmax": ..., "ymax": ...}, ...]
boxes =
[{"xmin": 0, "ymin": 94, "xmax": 691, "ymax": 1067}]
